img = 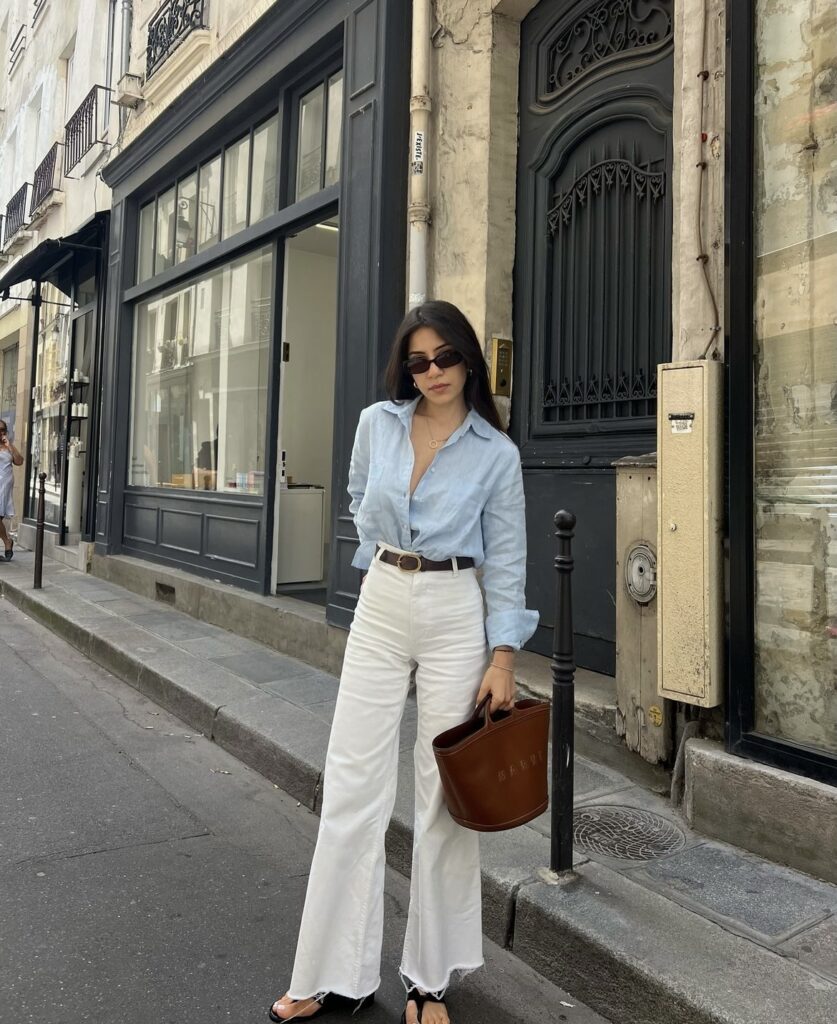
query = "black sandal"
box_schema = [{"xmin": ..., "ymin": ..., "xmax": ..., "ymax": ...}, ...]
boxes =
[
  {"xmin": 268, "ymin": 991, "xmax": 374, "ymax": 1021},
  {"xmin": 400, "ymin": 987, "xmax": 445, "ymax": 1023}
]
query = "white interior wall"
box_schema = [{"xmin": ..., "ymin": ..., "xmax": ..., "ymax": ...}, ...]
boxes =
[{"xmin": 279, "ymin": 234, "xmax": 338, "ymax": 548}]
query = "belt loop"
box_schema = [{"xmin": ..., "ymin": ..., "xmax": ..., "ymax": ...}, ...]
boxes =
[
  {"xmin": 451, "ymin": 555, "xmax": 459, "ymax": 577},
  {"xmin": 375, "ymin": 545, "xmax": 386, "ymax": 563}
]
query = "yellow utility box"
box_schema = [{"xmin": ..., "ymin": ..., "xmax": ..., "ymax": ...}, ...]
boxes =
[{"xmin": 657, "ymin": 360, "xmax": 723, "ymax": 707}]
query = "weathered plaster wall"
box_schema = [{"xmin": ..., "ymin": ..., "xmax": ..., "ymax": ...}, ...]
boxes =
[
  {"xmin": 115, "ymin": 0, "xmax": 279, "ymax": 158},
  {"xmin": 425, "ymin": 0, "xmax": 535, "ymax": 420},
  {"xmin": 671, "ymin": 0, "xmax": 725, "ymax": 362},
  {"xmin": 0, "ymin": 0, "xmax": 114, "ymax": 530}
]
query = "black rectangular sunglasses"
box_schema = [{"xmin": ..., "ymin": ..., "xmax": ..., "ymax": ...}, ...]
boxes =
[{"xmin": 403, "ymin": 349, "xmax": 464, "ymax": 375}]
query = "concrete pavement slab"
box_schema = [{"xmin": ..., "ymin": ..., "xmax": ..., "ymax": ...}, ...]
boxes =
[
  {"xmin": 213, "ymin": 647, "xmax": 321, "ymax": 684},
  {"xmin": 635, "ymin": 841, "xmax": 837, "ymax": 942},
  {"xmin": 780, "ymin": 917, "xmax": 837, "ymax": 984},
  {"xmin": 513, "ymin": 860, "xmax": 837, "ymax": 1024}
]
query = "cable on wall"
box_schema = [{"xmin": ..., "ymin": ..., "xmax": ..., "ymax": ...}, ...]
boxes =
[{"xmin": 696, "ymin": 0, "xmax": 722, "ymax": 360}]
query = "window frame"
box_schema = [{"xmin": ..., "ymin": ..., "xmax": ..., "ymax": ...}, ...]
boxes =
[
  {"xmin": 726, "ymin": 0, "xmax": 837, "ymax": 786},
  {"xmin": 287, "ymin": 55, "xmax": 344, "ymax": 205}
]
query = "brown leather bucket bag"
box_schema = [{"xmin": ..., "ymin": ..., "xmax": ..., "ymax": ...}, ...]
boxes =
[{"xmin": 432, "ymin": 695, "xmax": 550, "ymax": 831}]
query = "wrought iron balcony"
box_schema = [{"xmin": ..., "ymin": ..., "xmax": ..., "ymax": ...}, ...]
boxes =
[
  {"xmin": 9, "ymin": 24, "xmax": 25, "ymax": 74},
  {"xmin": 147, "ymin": 0, "xmax": 208, "ymax": 80},
  {"xmin": 4, "ymin": 183, "xmax": 32, "ymax": 246},
  {"xmin": 64, "ymin": 85, "xmax": 109, "ymax": 175},
  {"xmin": 30, "ymin": 143, "xmax": 62, "ymax": 216}
]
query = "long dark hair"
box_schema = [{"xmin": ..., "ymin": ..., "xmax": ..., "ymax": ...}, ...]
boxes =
[{"xmin": 383, "ymin": 301, "xmax": 504, "ymax": 432}]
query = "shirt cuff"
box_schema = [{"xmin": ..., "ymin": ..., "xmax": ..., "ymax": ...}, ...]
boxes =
[
  {"xmin": 485, "ymin": 608, "xmax": 540, "ymax": 652},
  {"xmin": 351, "ymin": 540, "xmax": 377, "ymax": 571}
]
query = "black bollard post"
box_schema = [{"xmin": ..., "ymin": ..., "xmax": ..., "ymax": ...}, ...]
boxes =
[
  {"xmin": 33, "ymin": 472, "xmax": 47, "ymax": 590},
  {"xmin": 550, "ymin": 509, "xmax": 576, "ymax": 873}
]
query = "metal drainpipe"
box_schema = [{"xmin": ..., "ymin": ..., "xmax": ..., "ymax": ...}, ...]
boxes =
[
  {"xmin": 408, "ymin": 0, "xmax": 432, "ymax": 309},
  {"xmin": 119, "ymin": 0, "xmax": 133, "ymax": 131}
]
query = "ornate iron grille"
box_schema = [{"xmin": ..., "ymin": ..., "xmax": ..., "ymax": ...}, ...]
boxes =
[
  {"xmin": 4, "ymin": 183, "xmax": 32, "ymax": 245},
  {"xmin": 147, "ymin": 0, "xmax": 208, "ymax": 79},
  {"xmin": 542, "ymin": 138, "xmax": 668, "ymax": 424},
  {"xmin": 30, "ymin": 143, "xmax": 61, "ymax": 216},
  {"xmin": 64, "ymin": 86, "xmax": 108, "ymax": 175},
  {"xmin": 539, "ymin": 0, "xmax": 673, "ymax": 105}
]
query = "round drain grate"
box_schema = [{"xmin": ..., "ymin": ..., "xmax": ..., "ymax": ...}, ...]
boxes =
[{"xmin": 573, "ymin": 805, "xmax": 686, "ymax": 861}]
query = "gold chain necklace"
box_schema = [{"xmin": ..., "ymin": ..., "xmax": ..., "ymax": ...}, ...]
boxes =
[{"xmin": 424, "ymin": 416, "xmax": 449, "ymax": 450}]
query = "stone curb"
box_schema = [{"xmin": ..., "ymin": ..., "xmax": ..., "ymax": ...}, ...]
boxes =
[{"xmin": 3, "ymin": 570, "xmax": 835, "ymax": 1024}]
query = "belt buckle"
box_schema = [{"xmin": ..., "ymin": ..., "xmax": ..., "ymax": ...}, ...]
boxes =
[{"xmin": 396, "ymin": 553, "xmax": 422, "ymax": 573}]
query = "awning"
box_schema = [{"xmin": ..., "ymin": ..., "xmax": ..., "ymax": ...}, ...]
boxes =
[{"xmin": 0, "ymin": 211, "xmax": 109, "ymax": 296}]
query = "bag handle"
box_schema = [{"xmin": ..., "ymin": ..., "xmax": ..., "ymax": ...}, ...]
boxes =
[{"xmin": 474, "ymin": 693, "xmax": 517, "ymax": 731}]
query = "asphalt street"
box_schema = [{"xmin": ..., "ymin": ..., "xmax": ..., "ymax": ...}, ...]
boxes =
[{"xmin": 0, "ymin": 598, "xmax": 610, "ymax": 1024}]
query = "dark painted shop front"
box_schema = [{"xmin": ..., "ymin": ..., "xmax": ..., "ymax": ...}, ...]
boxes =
[{"xmin": 97, "ymin": 0, "xmax": 409, "ymax": 627}]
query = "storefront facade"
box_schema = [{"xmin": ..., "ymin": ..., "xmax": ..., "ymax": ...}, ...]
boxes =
[
  {"xmin": 97, "ymin": 0, "xmax": 409, "ymax": 622},
  {"xmin": 0, "ymin": 214, "xmax": 110, "ymax": 546},
  {"xmin": 728, "ymin": 0, "xmax": 837, "ymax": 785}
]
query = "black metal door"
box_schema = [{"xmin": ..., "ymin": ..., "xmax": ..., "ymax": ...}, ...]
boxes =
[{"xmin": 514, "ymin": 0, "xmax": 673, "ymax": 673}]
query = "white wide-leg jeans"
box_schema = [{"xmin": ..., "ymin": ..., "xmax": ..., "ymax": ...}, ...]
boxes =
[{"xmin": 287, "ymin": 545, "xmax": 488, "ymax": 1001}]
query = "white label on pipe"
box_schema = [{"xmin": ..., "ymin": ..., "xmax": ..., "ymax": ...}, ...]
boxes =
[{"xmin": 412, "ymin": 131, "xmax": 424, "ymax": 175}]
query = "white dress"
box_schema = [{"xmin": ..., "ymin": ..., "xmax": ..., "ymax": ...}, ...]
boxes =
[{"xmin": 0, "ymin": 447, "xmax": 14, "ymax": 518}]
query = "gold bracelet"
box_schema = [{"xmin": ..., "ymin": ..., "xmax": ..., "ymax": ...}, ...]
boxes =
[{"xmin": 490, "ymin": 662, "xmax": 515, "ymax": 674}]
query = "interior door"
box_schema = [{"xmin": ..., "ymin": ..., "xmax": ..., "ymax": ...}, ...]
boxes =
[{"xmin": 513, "ymin": 0, "xmax": 674, "ymax": 673}]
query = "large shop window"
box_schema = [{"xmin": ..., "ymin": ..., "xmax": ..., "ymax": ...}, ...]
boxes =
[
  {"xmin": 28, "ymin": 307, "xmax": 71, "ymax": 526},
  {"xmin": 0, "ymin": 343, "xmax": 18, "ymax": 436},
  {"xmin": 129, "ymin": 246, "xmax": 273, "ymax": 496},
  {"xmin": 136, "ymin": 113, "xmax": 280, "ymax": 284},
  {"xmin": 296, "ymin": 70, "xmax": 343, "ymax": 201},
  {"xmin": 752, "ymin": 2, "xmax": 837, "ymax": 754}
]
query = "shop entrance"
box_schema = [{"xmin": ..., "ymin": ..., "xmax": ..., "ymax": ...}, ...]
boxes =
[{"xmin": 272, "ymin": 218, "xmax": 339, "ymax": 604}]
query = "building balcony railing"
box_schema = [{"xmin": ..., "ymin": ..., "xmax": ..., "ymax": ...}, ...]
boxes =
[
  {"xmin": 147, "ymin": 0, "xmax": 207, "ymax": 80},
  {"xmin": 4, "ymin": 183, "xmax": 33, "ymax": 246},
  {"xmin": 33, "ymin": 0, "xmax": 49, "ymax": 26},
  {"xmin": 64, "ymin": 85, "xmax": 110, "ymax": 175},
  {"xmin": 30, "ymin": 143, "xmax": 62, "ymax": 216},
  {"xmin": 9, "ymin": 24, "xmax": 25, "ymax": 75}
]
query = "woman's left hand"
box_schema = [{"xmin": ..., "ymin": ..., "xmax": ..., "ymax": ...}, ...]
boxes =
[{"xmin": 475, "ymin": 664, "xmax": 516, "ymax": 714}]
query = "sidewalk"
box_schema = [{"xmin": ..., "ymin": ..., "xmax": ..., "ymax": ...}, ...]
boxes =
[{"xmin": 3, "ymin": 550, "xmax": 837, "ymax": 1024}]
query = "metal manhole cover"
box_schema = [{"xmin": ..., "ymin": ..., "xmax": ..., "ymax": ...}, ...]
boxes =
[{"xmin": 573, "ymin": 805, "xmax": 686, "ymax": 861}]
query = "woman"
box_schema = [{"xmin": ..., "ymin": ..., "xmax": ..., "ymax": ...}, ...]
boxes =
[
  {"xmin": 270, "ymin": 301, "xmax": 538, "ymax": 1024},
  {"xmin": 0, "ymin": 419, "xmax": 23, "ymax": 561}
]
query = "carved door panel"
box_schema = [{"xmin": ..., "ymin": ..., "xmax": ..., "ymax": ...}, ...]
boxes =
[{"xmin": 514, "ymin": 0, "xmax": 674, "ymax": 672}]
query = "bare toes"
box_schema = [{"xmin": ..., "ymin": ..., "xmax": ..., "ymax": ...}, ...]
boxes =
[{"xmin": 424, "ymin": 1004, "xmax": 450, "ymax": 1024}]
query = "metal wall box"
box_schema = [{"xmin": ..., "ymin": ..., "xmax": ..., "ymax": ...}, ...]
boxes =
[
  {"xmin": 657, "ymin": 360, "xmax": 723, "ymax": 707},
  {"xmin": 615, "ymin": 453, "xmax": 672, "ymax": 764},
  {"xmin": 489, "ymin": 337, "xmax": 513, "ymax": 397}
]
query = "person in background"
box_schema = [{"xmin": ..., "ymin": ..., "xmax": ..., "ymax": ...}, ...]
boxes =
[{"xmin": 0, "ymin": 419, "xmax": 24, "ymax": 561}]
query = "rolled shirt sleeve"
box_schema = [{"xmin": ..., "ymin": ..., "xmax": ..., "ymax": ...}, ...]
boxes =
[
  {"xmin": 347, "ymin": 407, "xmax": 377, "ymax": 570},
  {"xmin": 480, "ymin": 445, "xmax": 540, "ymax": 650}
]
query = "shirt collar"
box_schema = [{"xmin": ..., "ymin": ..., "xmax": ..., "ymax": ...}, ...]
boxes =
[{"xmin": 382, "ymin": 397, "xmax": 493, "ymax": 440}]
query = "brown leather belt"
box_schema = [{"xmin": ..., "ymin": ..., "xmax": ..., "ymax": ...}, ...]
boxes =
[{"xmin": 377, "ymin": 547, "xmax": 475, "ymax": 573}]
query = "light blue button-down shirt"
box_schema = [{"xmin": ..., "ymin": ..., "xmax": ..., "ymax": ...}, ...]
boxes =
[{"xmin": 347, "ymin": 398, "xmax": 539, "ymax": 651}]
